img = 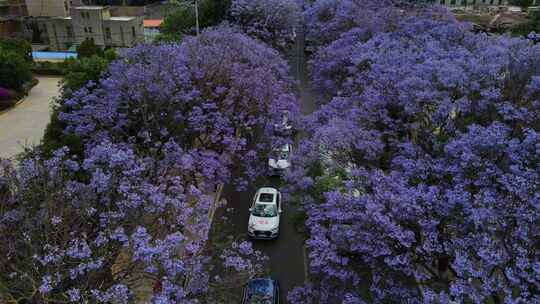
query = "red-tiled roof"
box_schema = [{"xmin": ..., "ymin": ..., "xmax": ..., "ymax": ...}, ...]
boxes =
[{"xmin": 144, "ymin": 19, "xmax": 163, "ymax": 28}]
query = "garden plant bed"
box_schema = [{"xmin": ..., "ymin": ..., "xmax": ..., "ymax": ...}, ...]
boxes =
[{"xmin": 0, "ymin": 78, "xmax": 39, "ymax": 113}]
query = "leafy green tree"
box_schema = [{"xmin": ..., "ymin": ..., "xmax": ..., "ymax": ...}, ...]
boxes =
[
  {"xmin": 76, "ymin": 38, "xmax": 103, "ymax": 58},
  {"xmin": 511, "ymin": 14, "xmax": 540, "ymax": 37},
  {"xmin": 61, "ymin": 55, "xmax": 111, "ymax": 94},
  {"xmin": 508, "ymin": 0, "xmax": 534, "ymax": 8},
  {"xmin": 159, "ymin": 0, "xmax": 231, "ymax": 41},
  {"xmin": 0, "ymin": 38, "xmax": 32, "ymax": 62},
  {"xmin": 0, "ymin": 51, "xmax": 32, "ymax": 91}
]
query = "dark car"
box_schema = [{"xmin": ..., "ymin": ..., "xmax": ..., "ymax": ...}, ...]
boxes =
[{"xmin": 242, "ymin": 278, "xmax": 280, "ymax": 304}]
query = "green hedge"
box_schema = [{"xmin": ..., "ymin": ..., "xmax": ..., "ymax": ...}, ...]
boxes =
[{"xmin": 32, "ymin": 61, "xmax": 68, "ymax": 76}]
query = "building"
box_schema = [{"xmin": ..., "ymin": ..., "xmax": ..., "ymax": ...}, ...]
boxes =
[
  {"xmin": 22, "ymin": 1, "xmax": 143, "ymax": 50},
  {"xmin": 0, "ymin": 0, "xmax": 27, "ymax": 16},
  {"xmin": 143, "ymin": 18, "xmax": 160, "ymax": 42},
  {"xmin": 24, "ymin": 0, "xmax": 83, "ymax": 17},
  {"xmin": 0, "ymin": 0, "xmax": 27, "ymax": 38}
]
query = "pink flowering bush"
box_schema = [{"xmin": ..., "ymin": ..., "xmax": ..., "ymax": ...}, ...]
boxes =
[{"xmin": 0, "ymin": 87, "xmax": 11, "ymax": 100}]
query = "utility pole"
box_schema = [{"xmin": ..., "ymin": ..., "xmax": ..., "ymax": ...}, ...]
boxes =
[{"xmin": 194, "ymin": 0, "xmax": 200, "ymax": 36}]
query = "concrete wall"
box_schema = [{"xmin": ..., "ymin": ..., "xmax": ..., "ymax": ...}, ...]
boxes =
[
  {"xmin": 45, "ymin": 18, "xmax": 74, "ymax": 50},
  {"xmin": 25, "ymin": 0, "xmax": 83, "ymax": 17},
  {"xmin": 0, "ymin": 19, "xmax": 20, "ymax": 38},
  {"xmin": 25, "ymin": 0, "xmax": 67, "ymax": 17},
  {"xmin": 71, "ymin": 6, "xmax": 106, "ymax": 46}
]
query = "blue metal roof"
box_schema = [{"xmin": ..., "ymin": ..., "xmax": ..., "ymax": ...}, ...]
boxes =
[{"xmin": 32, "ymin": 51, "xmax": 77, "ymax": 60}]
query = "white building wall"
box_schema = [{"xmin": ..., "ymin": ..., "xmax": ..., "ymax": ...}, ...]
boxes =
[
  {"xmin": 45, "ymin": 18, "xmax": 75, "ymax": 50},
  {"xmin": 103, "ymin": 17, "xmax": 143, "ymax": 48},
  {"xmin": 71, "ymin": 6, "xmax": 106, "ymax": 47}
]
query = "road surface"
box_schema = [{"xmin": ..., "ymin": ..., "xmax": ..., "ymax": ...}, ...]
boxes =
[
  {"xmin": 222, "ymin": 28, "xmax": 317, "ymax": 303},
  {"xmin": 0, "ymin": 76, "xmax": 61, "ymax": 159}
]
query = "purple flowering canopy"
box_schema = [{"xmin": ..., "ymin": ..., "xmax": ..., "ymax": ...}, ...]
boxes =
[
  {"xmin": 303, "ymin": 0, "xmax": 400, "ymax": 52},
  {"xmin": 288, "ymin": 2, "xmax": 540, "ymax": 304},
  {"xmin": 230, "ymin": 0, "xmax": 302, "ymax": 51},
  {"xmin": 61, "ymin": 26, "xmax": 298, "ymax": 188},
  {"xmin": 0, "ymin": 26, "xmax": 298, "ymax": 303},
  {"xmin": 0, "ymin": 142, "xmax": 268, "ymax": 303}
]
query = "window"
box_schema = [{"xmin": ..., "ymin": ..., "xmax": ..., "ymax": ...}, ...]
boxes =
[
  {"xmin": 132, "ymin": 26, "xmax": 136, "ymax": 38},
  {"xmin": 440, "ymin": 0, "xmax": 445, "ymax": 4},
  {"xmin": 105, "ymin": 27, "xmax": 111, "ymax": 39},
  {"xmin": 259, "ymin": 193, "xmax": 274, "ymax": 202},
  {"xmin": 450, "ymin": 0, "xmax": 456, "ymax": 4},
  {"xmin": 88, "ymin": 26, "xmax": 92, "ymax": 33},
  {"xmin": 64, "ymin": 1, "xmax": 68, "ymax": 12},
  {"xmin": 490, "ymin": 0, "xmax": 494, "ymax": 4},
  {"xmin": 66, "ymin": 26, "xmax": 73, "ymax": 37},
  {"xmin": 83, "ymin": 27, "xmax": 87, "ymax": 33}
]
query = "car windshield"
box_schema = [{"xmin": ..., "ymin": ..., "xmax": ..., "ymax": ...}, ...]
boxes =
[
  {"xmin": 251, "ymin": 203, "xmax": 277, "ymax": 217},
  {"xmin": 272, "ymin": 148, "xmax": 289, "ymax": 160},
  {"xmin": 245, "ymin": 280, "xmax": 274, "ymax": 304},
  {"xmin": 245, "ymin": 294, "xmax": 274, "ymax": 304},
  {"xmin": 259, "ymin": 193, "xmax": 274, "ymax": 202}
]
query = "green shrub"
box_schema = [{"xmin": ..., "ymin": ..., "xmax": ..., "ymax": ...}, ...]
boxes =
[
  {"xmin": 42, "ymin": 101, "xmax": 84, "ymax": 158},
  {"xmin": 0, "ymin": 51, "xmax": 32, "ymax": 90},
  {"xmin": 0, "ymin": 38, "xmax": 32, "ymax": 62},
  {"xmin": 159, "ymin": 0, "xmax": 231, "ymax": 41},
  {"xmin": 61, "ymin": 55, "xmax": 110, "ymax": 95},
  {"xmin": 76, "ymin": 38, "xmax": 103, "ymax": 58},
  {"xmin": 32, "ymin": 61, "xmax": 68, "ymax": 75}
]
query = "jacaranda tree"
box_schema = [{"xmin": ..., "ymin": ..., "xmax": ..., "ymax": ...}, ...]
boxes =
[
  {"xmin": 1, "ymin": 26, "xmax": 298, "ymax": 303},
  {"xmin": 288, "ymin": 3, "xmax": 540, "ymax": 303},
  {"xmin": 60, "ymin": 26, "xmax": 299, "ymax": 189},
  {"xmin": 0, "ymin": 143, "xmax": 268, "ymax": 303},
  {"xmin": 230, "ymin": 0, "xmax": 302, "ymax": 51}
]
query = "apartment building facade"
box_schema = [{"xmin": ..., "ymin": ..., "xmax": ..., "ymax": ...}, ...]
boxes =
[
  {"xmin": 0, "ymin": 0, "xmax": 27, "ymax": 38},
  {"xmin": 23, "ymin": 0, "xmax": 143, "ymax": 50}
]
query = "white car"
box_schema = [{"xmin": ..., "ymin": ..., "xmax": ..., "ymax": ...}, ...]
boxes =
[
  {"xmin": 274, "ymin": 115, "xmax": 294, "ymax": 135},
  {"xmin": 268, "ymin": 144, "xmax": 292, "ymax": 175},
  {"xmin": 248, "ymin": 187, "xmax": 282, "ymax": 239}
]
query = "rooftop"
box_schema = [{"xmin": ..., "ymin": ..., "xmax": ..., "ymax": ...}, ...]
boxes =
[
  {"xmin": 108, "ymin": 16, "xmax": 135, "ymax": 21},
  {"xmin": 72, "ymin": 6, "xmax": 107, "ymax": 10},
  {"xmin": 143, "ymin": 19, "xmax": 163, "ymax": 28}
]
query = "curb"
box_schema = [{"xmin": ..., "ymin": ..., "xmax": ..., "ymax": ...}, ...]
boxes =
[
  {"xmin": 0, "ymin": 95, "xmax": 28, "ymax": 117},
  {"xmin": 0, "ymin": 78, "xmax": 40, "ymax": 117},
  {"xmin": 303, "ymin": 244, "xmax": 310, "ymax": 283}
]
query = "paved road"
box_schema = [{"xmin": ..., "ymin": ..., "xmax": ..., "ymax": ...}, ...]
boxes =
[
  {"xmin": 222, "ymin": 29, "xmax": 317, "ymax": 303},
  {"xmin": 0, "ymin": 76, "xmax": 61, "ymax": 159}
]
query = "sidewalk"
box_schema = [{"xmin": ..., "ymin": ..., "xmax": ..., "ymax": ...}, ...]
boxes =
[{"xmin": 0, "ymin": 76, "xmax": 61, "ymax": 159}]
